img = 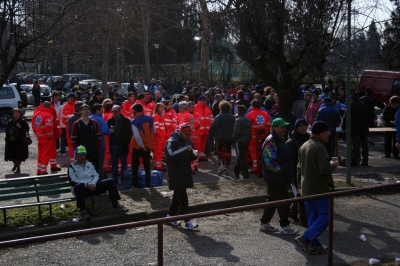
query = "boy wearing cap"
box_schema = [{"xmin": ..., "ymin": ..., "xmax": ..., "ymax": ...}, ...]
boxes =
[
  {"xmin": 259, "ymin": 118, "xmax": 299, "ymax": 235},
  {"xmin": 164, "ymin": 123, "xmax": 199, "ymax": 230},
  {"xmin": 68, "ymin": 145, "xmax": 128, "ymax": 221},
  {"xmin": 295, "ymin": 121, "xmax": 338, "ymax": 255}
]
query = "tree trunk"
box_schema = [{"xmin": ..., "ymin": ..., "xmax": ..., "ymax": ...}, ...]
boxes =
[
  {"xmin": 200, "ymin": 0, "xmax": 210, "ymax": 87},
  {"xmin": 101, "ymin": 0, "xmax": 111, "ymax": 96},
  {"xmin": 141, "ymin": 5, "xmax": 151, "ymax": 84}
]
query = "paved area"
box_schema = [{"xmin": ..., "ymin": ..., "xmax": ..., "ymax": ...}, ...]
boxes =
[{"xmin": 0, "ymin": 194, "xmax": 399, "ymax": 265}]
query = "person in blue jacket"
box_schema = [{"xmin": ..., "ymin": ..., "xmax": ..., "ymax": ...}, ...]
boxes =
[{"xmin": 315, "ymin": 98, "xmax": 341, "ymax": 158}]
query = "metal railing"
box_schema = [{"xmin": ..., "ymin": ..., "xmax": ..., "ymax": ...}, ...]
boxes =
[{"xmin": 0, "ymin": 183, "xmax": 399, "ymax": 266}]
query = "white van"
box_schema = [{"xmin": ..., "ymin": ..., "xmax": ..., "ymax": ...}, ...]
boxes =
[{"xmin": 0, "ymin": 84, "xmax": 24, "ymax": 126}]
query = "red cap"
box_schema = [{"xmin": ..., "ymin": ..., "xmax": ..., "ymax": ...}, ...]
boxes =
[{"xmin": 139, "ymin": 77, "xmax": 144, "ymax": 81}]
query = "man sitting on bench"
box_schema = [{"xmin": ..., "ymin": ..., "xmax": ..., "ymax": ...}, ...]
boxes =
[{"xmin": 68, "ymin": 145, "xmax": 128, "ymax": 221}]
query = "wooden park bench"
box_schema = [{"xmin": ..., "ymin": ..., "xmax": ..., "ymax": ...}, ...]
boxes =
[{"xmin": 0, "ymin": 173, "xmax": 96, "ymax": 225}]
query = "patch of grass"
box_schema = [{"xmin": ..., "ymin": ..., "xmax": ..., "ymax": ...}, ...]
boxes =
[{"xmin": 0, "ymin": 196, "xmax": 112, "ymax": 230}]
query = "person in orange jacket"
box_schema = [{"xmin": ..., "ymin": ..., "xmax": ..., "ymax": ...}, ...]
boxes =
[
  {"xmin": 189, "ymin": 101, "xmax": 201, "ymax": 172},
  {"xmin": 144, "ymin": 91, "xmax": 155, "ymax": 116},
  {"xmin": 153, "ymin": 103, "xmax": 168, "ymax": 171},
  {"xmin": 32, "ymin": 102, "xmax": 59, "ymax": 175},
  {"xmin": 163, "ymin": 100, "xmax": 177, "ymax": 138},
  {"xmin": 246, "ymin": 99, "xmax": 271, "ymax": 173},
  {"xmin": 121, "ymin": 92, "xmax": 136, "ymax": 120},
  {"xmin": 194, "ymin": 95, "xmax": 213, "ymax": 160},
  {"xmin": 102, "ymin": 100, "xmax": 114, "ymax": 173},
  {"xmin": 48, "ymin": 101, "xmax": 62, "ymax": 171},
  {"xmin": 61, "ymin": 93, "xmax": 77, "ymax": 161}
]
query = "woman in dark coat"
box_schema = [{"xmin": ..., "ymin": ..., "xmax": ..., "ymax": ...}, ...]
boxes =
[{"xmin": 5, "ymin": 108, "xmax": 30, "ymax": 173}]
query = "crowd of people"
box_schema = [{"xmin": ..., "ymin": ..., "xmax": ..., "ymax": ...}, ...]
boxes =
[{"xmin": 5, "ymin": 75, "xmax": 400, "ymax": 243}]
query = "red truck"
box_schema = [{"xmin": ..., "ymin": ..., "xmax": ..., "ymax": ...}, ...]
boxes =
[{"xmin": 358, "ymin": 70, "xmax": 400, "ymax": 104}]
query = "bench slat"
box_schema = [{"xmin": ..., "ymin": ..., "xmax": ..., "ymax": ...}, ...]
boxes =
[
  {"xmin": 0, "ymin": 192, "xmax": 39, "ymax": 201},
  {"xmin": 36, "ymin": 177, "xmax": 70, "ymax": 184},
  {"xmin": 0, "ymin": 180, "xmax": 36, "ymax": 189},
  {"xmin": 36, "ymin": 188, "xmax": 72, "ymax": 198}
]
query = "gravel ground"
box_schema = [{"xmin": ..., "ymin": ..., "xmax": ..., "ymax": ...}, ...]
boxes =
[{"xmin": 0, "ymin": 194, "xmax": 399, "ymax": 266}]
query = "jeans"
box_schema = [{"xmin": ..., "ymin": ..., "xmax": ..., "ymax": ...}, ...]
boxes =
[
  {"xmin": 234, "ymin": 141, "xmax": 250, "ymax": 178},
  {"xmin": 111, "ymin": 145, "xmax": 128, "ymax": 184},
  {"xmin": 302, "ymin": 198, "xmax": 329, "ymax": 246},
  {"xmin": 132, "ymin": 148, "xmax": 151, "ymax": 187},
  {"xmin": 260, "ymin": 182, "xmax": 290, "ymax": 227},
  {"xmin": 168, "ymin": 189, "xmax": 189, "ymax": 222},
  {"xmin": 73, "ymin": 179, "xmax": 121, "ymax": 210}
]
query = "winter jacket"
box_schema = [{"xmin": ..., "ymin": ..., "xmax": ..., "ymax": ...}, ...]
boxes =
[
  {"xmin": 209, "ymin": 111, "xmax": 236, "ymax": 141},
  {"xmin": 382, "ymin": 104, "xmax": 397, "ymax": 127},
  {"xmin": 297, "ymin": 136, "xmax": 335, "ymax": 196},
  {"xmin": 107, "ymin": 114, "xmax": 133, "ymax": 154},
  {"xmin": 165, "ymin": 131, "xmax": 197, "ymax": 190},
  {"xmin": 130, "ymin": 112, "xmax": 154, "ymax": 150},
  {"xmin": 342, "ymin": 98, "xmax": 369, "ymax": 134},
  {"xmin": 315, "ymin": 103, "xmax": 341, "ymax": 134},
  {"xmin": 285, "ymin": 130, "xmax": 309, "ymax": 184},
  {"xmin": 305, "ymin": 98, "xmax": 323, "ymax": 124},
  {"xmin": 68, "ymin": 161, "xmax": 99, "ymax": 195},
  {"xmin": 360, "ymin": 93, "xmax": 385, "ymax": 120},
  {"xmin": 262, "ymin": 131, "xmax": 289, "ymax": 184},
  {"xmin": 231, "ymin": 113, "xmax": 252, "ymax": 143}
]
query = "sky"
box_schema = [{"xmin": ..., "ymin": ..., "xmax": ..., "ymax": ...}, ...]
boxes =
[{"xmin": 353, "ymin": 0, "xmax": 395, "ymax": 31}]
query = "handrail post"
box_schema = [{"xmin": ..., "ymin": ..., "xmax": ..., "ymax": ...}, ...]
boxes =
[
  {"xmin": 158, "ymin": 223, "xmax": 163, "ymax": 266},
  {"xmin": 328, "ymin": 196, "xmax": 334, "ymax": 266}
]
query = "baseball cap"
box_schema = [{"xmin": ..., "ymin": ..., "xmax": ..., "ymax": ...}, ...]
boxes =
[
  {"xmin": 272, "ymin": 117, "xmax": 290, "ymax": 127},
  {"xmin": 180, "ymin": 123, "xmax": 193, "ymax": 134}
]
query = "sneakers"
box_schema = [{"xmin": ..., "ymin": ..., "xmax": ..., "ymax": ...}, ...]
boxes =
[
  {"xmin": 184, "ymin": 220, "xmax": 198, "ymax": 230},
  {"xmin": 309, "ymin": 245, "xmax": 328, "ymax": 255},
  {"xmin": 166, "ymin": 214, "xmax": 181, "ymax": 226},
  {"xmin": 81, "ymin": 210, "xmax": 92, "ymax": 221},
  {"xmin": 112, "ymin": 203, "xmax": 129, "ymax": 214},
  {"xmin": 260, "ymin": 222, "xmax": 278, "ymax": 232},
  {"xmin": 295, "ymin": 236, "xmax": 310, "ymax": 254},
  {"xmin": 279, "ymin": 225, "xmax": 299, "ymax": 235},
  {"xmin": 217, "ymin": 165, "xmax": 226, "ymax": 175}
]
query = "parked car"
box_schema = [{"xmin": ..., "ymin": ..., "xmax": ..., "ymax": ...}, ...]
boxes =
[
  {"xmin": 0, "ymin": 84, "xmax": 24, "ymax": 126},
  {"xmin": 20, "ymin": 84, "xmax": 53, "ymax": 106},
  {"xmin": 63, "ymin": 73, "xmax": 94, "ymax": 82},
  {"xmin": 358, "ymin": 70, "xmax": 400, "ymax": 104}
]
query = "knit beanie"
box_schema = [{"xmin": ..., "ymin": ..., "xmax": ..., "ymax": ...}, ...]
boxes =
[{"xmin": 311, "ymin": 121, "xmax": 330, "ymax": 135}]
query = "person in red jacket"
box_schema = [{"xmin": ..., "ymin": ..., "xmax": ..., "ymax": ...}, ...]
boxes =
[
  {"xmin": 305, "ymin": 89, "xmax": 324, "ymax": 125},
  {"xmin": 163, "ymin": 100, "xmax": 177, "ymax": 138},
  {"xmin": 32, "ymin": 102, "xmax": 58, "ymax": 175},
  {"xmin": 194, "ymin": 95, "xmax": 213, "ymax": 160},
  {"xmin": 48, "ymin": 102, "xmax": 62, "ymax": 171},
  {"xmin": 153, "ymin": 103, "xmax": 168, "ymax": 171},
  {"xmin": 189, "ymin": 101, "xmax": 201, "ymax": 172},
  {"xmin": 102, "ymin": 100, "xmax": 114, "ymax": 172},
  {"xmin": 121, "ymin": 92, "xmax": 136, "ymax": 120},
  {"xmin": 61, "ymin": 93, "xmax": 77, "ymax": 161},
  {"xmin": 144, "ymin": 91, "xmax": 155, "ymax": 115},
  {"xmin": 246, "ymin": 99, "xmax": 271, "ymax": 173}
]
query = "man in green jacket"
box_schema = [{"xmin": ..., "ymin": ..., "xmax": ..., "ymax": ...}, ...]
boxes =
[{"xmin": 295, "ymin": 121, "xmax": 338, "ymax": 255}]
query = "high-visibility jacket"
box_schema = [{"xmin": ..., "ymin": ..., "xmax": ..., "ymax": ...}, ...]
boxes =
[
  {"xmin": 153, "ymin": 113, "xmax": 167, "ymax": 138},
  {"xmin": 194, "ymin": 103, "xmax": 213, "ymax": 135},
  {"xmin": 246, "ymin": 107, "xmax": 271, "ymax": 136},
  {"xmin": 144, "ymin": 100, "xmax": 155, "ymax": 116},
  {"xmin": 191, "ymin": 111, "xmax": 201, "ymax": 134},
  {"xmin": 176, "ymin": 110, "xmax": 194, "ymax": 127},
  {"xmin": 122, "ymin": 100, "xmax": 135, "ymax": 120},
  {"xmin": 61, "ymin": 100, "xmax": 77, "ymax": 127},
  {"xmin": 32, "ymin": 106, "xmax": 55, "ymax": 139},
  {"xmin": 163, "ymin": 108, "xmax": 177, "ymax": 137}
]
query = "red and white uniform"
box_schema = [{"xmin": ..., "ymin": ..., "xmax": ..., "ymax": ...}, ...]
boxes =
[
  {"xmin": 32, "ymin": 105, "xmax": 57, "ymax": 174},
  {"xmin": 163, "ymin": 108, "xmax": 177, "ymax": 138},
  {"xmin": 122, "ymin": 100, "xmax": 135, "ymax": 120},
  {"xmin": 61, "ymin": 99, "xmax": 77, "ymax": 161},
  {"xmin": 153, "ymin": 113, "xmax": 168, "ymax": 170},
  {"xmin": 246, "ymin": 108, "xmax": 271, "ymax": 172},
  {"xmin": 103, "ymin": 110, "xmax": 113, "ymax": 172},
  {"xmin": 144, "ymin": 100, "xmax": 155, "ymax": 116},
  {"xmin": 190, "ymin": 111, "xmax": 201, "ymax": 170},
  {"xmin": 194, "ymin": 102, "xmax": 213, "ymax": 158}
]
